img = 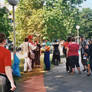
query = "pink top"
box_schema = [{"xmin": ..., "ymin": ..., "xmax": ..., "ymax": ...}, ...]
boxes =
[{"xmin": 68, "ymin": 42, "xmax": 79, "ymax": 56}]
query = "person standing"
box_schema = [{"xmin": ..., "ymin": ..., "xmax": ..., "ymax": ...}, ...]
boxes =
[
  {"xmin": 34, "ymin": 40, "xmax": 41, "ymax": 68},
  {"xmin": 28, "ymin": 35, "xmax": 36, "ymax": 68},
  {"xmin": 21, "ymin": 38, "xmax": 32, "ymax": 72},
  {"xmin": 83, "ymin": 44, "xmax": 90, "ymax": 76},
  {"xmin": 82, "ymin": 45, "xmax": 89, "ymax": 72},
  {"xmin": 88, "ymin": 40, "xmax": 92, "ymax": 74},
  {"xmin": 80, "ymin": 36, "xmax": 87, "ymax": 71},
  {"xmin": 67, "ymin": 37, "xmax": 81, "ymax": 74},
  {"xmin": 52, "ymin": 40, "xmax": 60, "ymax": 66},
  {"xmin": 0, "ymin": 33, "xmax": 16, "ymax": 92},
  {"xmin": 44, "ymin": 40, "xmax": 51, "ymax": 71}
]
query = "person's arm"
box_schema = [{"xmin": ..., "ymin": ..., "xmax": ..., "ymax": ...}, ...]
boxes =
[
  {"xmin": 66, "ymin": 47, "xmax": 69, "ymax": 58},
  {"xmin": 5, "ymin": 66, "xmax": 16, "ymax": 91},
  {"xmin": 4, "ymin": 51, "xmax": 16, "ymax": 91}
]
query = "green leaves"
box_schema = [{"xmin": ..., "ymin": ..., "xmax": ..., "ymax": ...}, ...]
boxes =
[
  {"xmin": 9, "ymin": 0, "xmax": 85, "ymax": 45},
  {"xmin": 0, "ymin": 7, "xmax": 13, "ymax": 37},
  {"xmin": 79, "ymin": 8, "xmax": 92, "ymax": 38},
  {"xmin": 9, "ymin": 0, "xmax": 45, "ymax": 45},
  {"xmin": 43, "ymin": 0, "xmax": 80, "ymax": 41}
]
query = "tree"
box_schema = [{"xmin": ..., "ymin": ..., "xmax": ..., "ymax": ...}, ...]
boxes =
[
  {"xmin": 79, "ymin": 8, "xmax": 92, "ymax": 38},
  {"xmin": 62, "ymin": 0, "xmax": 86, "ymax": 5},
  {"xmin": 43, "ymin": 0, "xmax": 81, "ymax": 41},
  {"xmin": 9, "ymin": 0, "xmax": 45, "ymax": 45},
  {"xmin": 0, "ymin": 7, "xmax": 13, "ymax": 37},
  {"xmin": 9, "ymin": 0, "xmax": 85, "ymax": 45}
]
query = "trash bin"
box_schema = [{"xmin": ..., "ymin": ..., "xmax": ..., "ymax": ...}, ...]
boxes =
[{"xmin": 0, "ymin": 75, "xmax": 6, "ymax": 92}]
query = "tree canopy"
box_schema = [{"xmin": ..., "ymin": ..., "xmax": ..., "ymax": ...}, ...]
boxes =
[
  {"xmin": 0, "ymin": 7, "xmax": 13, "ymax": 37},
  {"xmin": 79, "ymin": 8, "xmax": 92, "ymax": 39},
  {"xmin": 8, "ymin": 0, "xmax": 87, "ymax": 45}
]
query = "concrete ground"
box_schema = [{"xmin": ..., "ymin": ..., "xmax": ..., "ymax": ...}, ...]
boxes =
[{"xmin": 44, "ymin": 59, "xmax": 92, "ymax": 92}]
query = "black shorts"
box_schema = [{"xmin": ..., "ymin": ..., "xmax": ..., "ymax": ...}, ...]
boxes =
[{"xmin": 69, "ymin": 56, "xmax": 80, "ymax": 68}]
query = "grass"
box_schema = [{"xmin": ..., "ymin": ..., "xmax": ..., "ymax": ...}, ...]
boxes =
[
  {"xmin": 14, "ymin": 54, "xmax": 55, "ymax": 82},
  {"xmin": 13, "ymin": 53, "xmax": 65, "ymax": 82}
]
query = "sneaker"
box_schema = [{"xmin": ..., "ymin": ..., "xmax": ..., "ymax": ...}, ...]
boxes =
[
  {"xmin": 24, "ymin": 71, "xmax": 27, "ymax": 73},
  {"xmin": 67, "ymin": 71, "xmax": 70, "ymax": 73},
  {"xmin": 83, "ymin": 69, "xmax": 86, "ymax": 72}
]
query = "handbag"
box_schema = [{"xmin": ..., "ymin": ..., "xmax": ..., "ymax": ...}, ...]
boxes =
[
  {"xmin": 28, "ymin": 43, "xmax": 35, "ymax": 60},
  {"xmin": 0, "ymin": 74, "xmax": 14, "ymax": 92}
]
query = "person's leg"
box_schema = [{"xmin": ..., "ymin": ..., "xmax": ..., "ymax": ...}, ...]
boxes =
[
  {"xmin": 87, "ymin": 64, "xmax": 91, "ymax": 76},
  {"xmin": 68, "ymin": 57, "xmax": 72, "ymax": 72},
  {"xmin": 24, "ymin": 58, "xmax": 28, "ymax": 72},
  {"xmin": 36, "ymin": 54, "xmax": 41, "ymax": 68},
  {"xmin": 76, "ymin": 56, "xmax": 81, "ymax": 74},
  {"xmin": 27, "ymin": 58, "xmax": 32, "ymax": 72},
  {"xmin": 47, "ymin": 52, "xmax": 51, "ymax": 70},
  {"xmin": 70, "ymin": 56, "xmax": 75, "ymax": 74},
  {"xmin": 32, "ymin": 60, "xmax": 35, "ymax": 68},
  {"xmin": 71, "ymin": 62, "xmax": 75, "ymax": 74},
  {"xmin": 89, "ymin": 57, "xmax": 92, "ymax": 72},
  {"xmin": 66, "ymin": 57, "xmax": 69, "ymax": 72},
  {"xmin": 54, "ymin": 55, "xmax": 59, "ymax": 66},
  {"xmin": 52, "ymin": 52, "xmax": 55, "ymax": 65},
  {"xmin": 83, "ymin": 60, "xmax": 87, "ymax": 71},
  {"xmin": 81, "ymin": 52, "xmax": 85, "ymax": 71},
  {"xmin": 44, "ymin": 52, "xmax": 50, "ymax": 70},
  {"xmin": 90, "ymin": 63, "xmax": 92, "ymax": 72},
  {"xmin": 37, "ymin": 53, "xmax": 40, "ymax": 65},
  {"xmin": 58, "ymin": 51, "xmax": 60, "ymax": 64},
  {"xmin": 72, "ymin": 68, "xmax": 75, "ymax": 74}
]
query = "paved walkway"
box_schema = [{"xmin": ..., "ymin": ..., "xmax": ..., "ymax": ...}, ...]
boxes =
[
  {"xmin": 16, "ymin": 57, "xmax": 92, "ymax": 92},
  {"xmin": 44, "ymin": 61, "xmax": 92, "ymax": 92},
  {"xmin": 16, "ymin": 74, "xmax": 46, "ymax": 92}
]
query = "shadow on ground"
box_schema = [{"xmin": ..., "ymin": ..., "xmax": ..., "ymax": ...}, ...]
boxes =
[{"xmin": 44, "ymin": 63, "xmax": 92, "ymax": 92}]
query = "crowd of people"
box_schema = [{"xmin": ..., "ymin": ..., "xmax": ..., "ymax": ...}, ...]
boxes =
[
  {"xmin": 80, "ymin": 37, "xmax": 92, "ymax": 76},
  {"xmin": 20, "ymin": 35, "xmax": 92, "ymax": 77},
  {"xmin": 20, "ymin": 35, "xmax": 41, "ymax": 72},
  {"xmin": 0, "ymin": 32, "xmax": 92, "ymax": 92},
  {"xmin": 20, "ymin": 36, "xmax": 62, "ymax": 72},
  {"xmin": 21, "ymin": 36, "xmax": 61, "ymax": 72},
  {"xmin": 63, "ymin": 36, "xmax": 92, "ymax": 76}
]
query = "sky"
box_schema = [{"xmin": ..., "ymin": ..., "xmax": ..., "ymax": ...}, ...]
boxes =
[
  {"xmin": 81, "ymin": 0, "xmax": 92, "ymax": 9},
  {"xmin": 0, "ymin": 0, "xmax": 92, "ymax": 9}
]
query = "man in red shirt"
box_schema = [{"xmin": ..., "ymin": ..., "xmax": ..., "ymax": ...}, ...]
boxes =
[
  {"xmin": 67, "ymin": 37, "xmax": 81, "ymax": 74},
  {"xmin": 0, "ymin": 33, "xmax": 16, "ymax": 91}
]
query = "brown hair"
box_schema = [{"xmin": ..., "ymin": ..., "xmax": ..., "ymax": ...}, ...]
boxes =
[
  {"xmin": 72, "ymin": 37, "xmax": 75, "ymax": 42},
  {"xmin": 25, "ymin": 38, "xmax": 28, "ymax": 42},
  {"xmin": 0, "ymin": 33, "xmax": 6, "ymax": 43}
]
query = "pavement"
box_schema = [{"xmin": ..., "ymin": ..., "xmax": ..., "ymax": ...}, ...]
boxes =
[
  {"xmin": 44, "ymin": 61, "xmax": 92, "ymax": 92},
  {"xmin": 16, "ymin": 74, "xmax": 46, "ymax": 92},
  {"xmin": 16, "ymin": 53, "xmax": 92, "ymax": 92}
]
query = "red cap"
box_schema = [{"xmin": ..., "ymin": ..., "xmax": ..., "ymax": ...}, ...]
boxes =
[{"xmin": 28, "ymin": 35, "xmax": 33, "ymax": 39}]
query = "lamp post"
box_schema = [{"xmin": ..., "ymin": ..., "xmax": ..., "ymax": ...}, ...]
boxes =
[
  {"xmin": 8, "ymin": 0, "xmax": 19, "ymax": 59},
  {"xmin": 76, "ymin": 25, "xmax": 80, "ymax": 44}
]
